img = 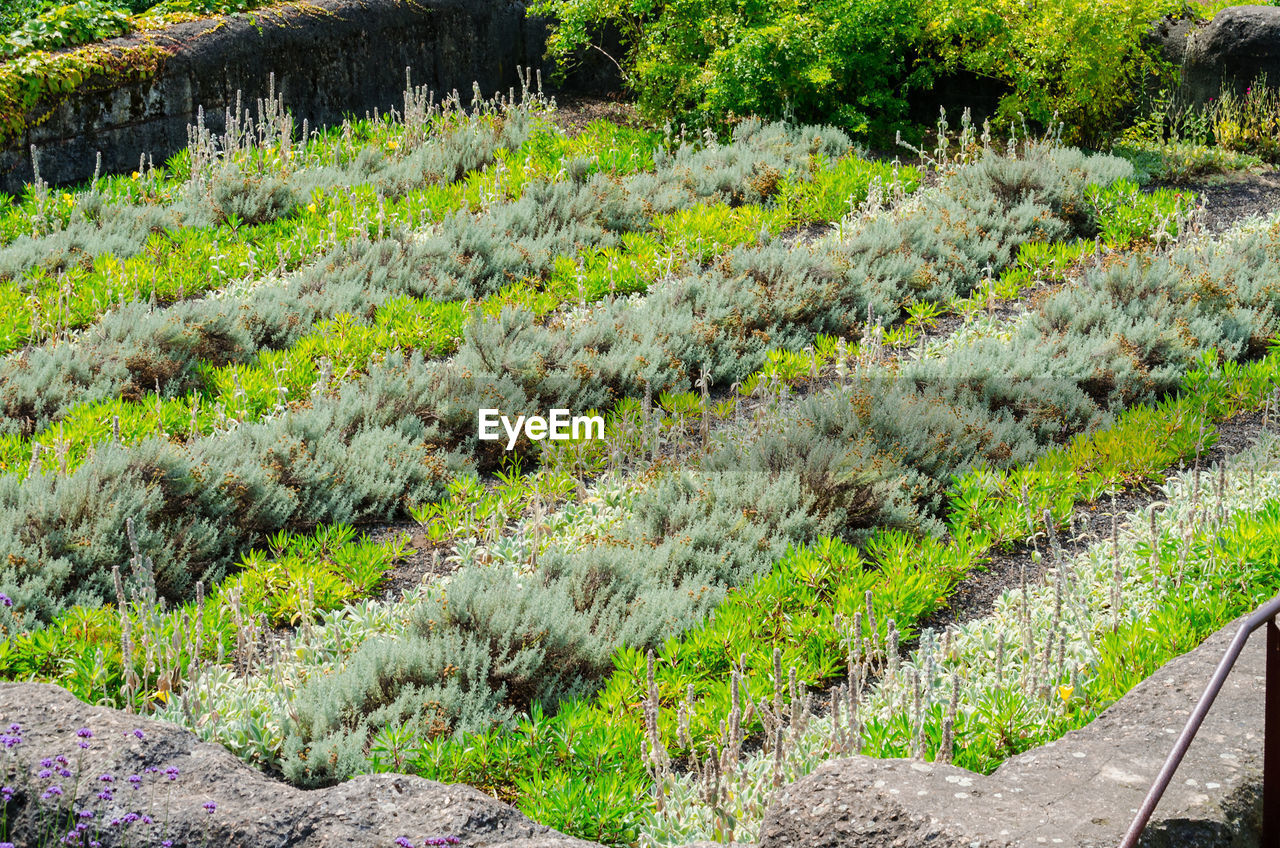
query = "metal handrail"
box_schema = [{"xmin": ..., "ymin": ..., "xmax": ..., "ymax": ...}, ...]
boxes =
[{"xmin": 1119, "ymin": 592, "xmax": 1280, "ymax": 847}]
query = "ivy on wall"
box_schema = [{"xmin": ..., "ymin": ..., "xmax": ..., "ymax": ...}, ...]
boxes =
[{"xmin": 0, "ymin": 42, "xmax": 167, "ymax": 149}]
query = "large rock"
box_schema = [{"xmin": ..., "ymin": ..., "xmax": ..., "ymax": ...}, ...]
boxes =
[
  {"xmin": 1147, "ymin": 15, "xmax": 1196, "ymax": 67},
  {"xmin": 758, "ymin": 615, "xmax": 1266, "ymax": 847},
  {"xmin": 0, "ymin": 682, "xmax": 599, "ymax": 848},
  {"xmin": 1183, "ymin": 5, "xmax": 1280, "ymax": 106}
]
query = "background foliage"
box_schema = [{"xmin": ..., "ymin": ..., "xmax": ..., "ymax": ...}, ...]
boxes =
[{"xmin": 534, "ymin": 0, "xmax": 1241, "ymax": 142}]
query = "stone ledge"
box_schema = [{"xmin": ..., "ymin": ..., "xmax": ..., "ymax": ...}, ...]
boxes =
[
  {"xmin": 0, "ymin": 682, "xmax": 596, "ymax": 847},
  {"xmin": 1182, "ymin": 5, "xmax": 1280, "ymax": 107}
]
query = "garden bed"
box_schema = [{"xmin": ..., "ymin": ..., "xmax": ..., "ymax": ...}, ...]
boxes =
[{"xmin": 0, "ymin": 75, "xmax": 1278, "ymax": 848}]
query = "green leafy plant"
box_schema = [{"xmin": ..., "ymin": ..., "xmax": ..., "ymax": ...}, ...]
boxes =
[
  {"xmin": 0, "ymin": 0, "xmax": 131, "ymax": 59},
  {"xmin": 533, "ymin": 0, "xmax": 930, "ymax": 137}
]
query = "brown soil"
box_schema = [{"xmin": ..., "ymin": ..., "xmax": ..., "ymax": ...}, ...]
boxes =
[
  {"xmin": 364, "ymin": 522, "xmax": 450, "ymax": 600},
  {"xmin": 1167, "ymin": 168, "xmax": 1280, "ymax": 232},
  {"xmin": 917, "ymin": 407, "xmax": 1272, "ymax": 637},
  {"xmin": 547, "ymin": 94, "xmax": 647, "ymax": 136}
]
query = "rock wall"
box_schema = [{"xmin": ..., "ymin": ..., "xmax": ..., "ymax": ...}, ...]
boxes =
[{"xmin": 0, "ymin": 0, "xmax": 610, "ymax": 194}]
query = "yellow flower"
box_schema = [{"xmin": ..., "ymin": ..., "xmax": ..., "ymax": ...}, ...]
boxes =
[
  {"xmin": 386, "ymin": 140, "xmax": 399, "ymax": 150},
  {"xmin": 306, "ymin": 203, "xmax": 317, "ymax": 214},
  {"xmin": 60, "ymin": 193, "xmax": 72, "ymax": 204},
  {"xmin": 1057, "ymin": 685, "xmax": 1074, "ymax": 703},
  {"xmin": 130, "ymin": 171, "xmax": 140, "ymax": 180}
]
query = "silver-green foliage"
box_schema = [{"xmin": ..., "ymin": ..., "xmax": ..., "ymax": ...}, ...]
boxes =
[
  {"xmin": 280, "ymin": 469, "xmax": 821, "ymax": 786},
  {"xmin": 0, "ymin": 121, "xmax": 844, "ymax": 438}
]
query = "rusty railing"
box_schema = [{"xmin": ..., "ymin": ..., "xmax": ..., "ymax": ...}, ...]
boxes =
[{"xmin": 1119, "ymin": 592, "xmax": 1280, "ymax": 847}]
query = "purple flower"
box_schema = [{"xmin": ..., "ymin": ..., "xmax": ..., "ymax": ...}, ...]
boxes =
[
  {"xmin": 41, "ymin": 784, "xmax": 63, "ymax": 799},
  {"xmin": 127, "ymin": 774, "xmax": 141, "ymax": 788},
  {"xmin": 395, "ymin": 839, "xmax": 415, "ymax": 848},
  {"xmin": 40, "ymin": 757, "xmax": 53, "ymax": 768},
  {"xmin": 161, "ymin": 841, "xmax": 173, "ymax": 848},
  {"xmin": 0, "ymin": 593, "xmax": 12, "ymax": 608},
  {"xmin": 78, "ymin": 810, "xmax": 94, "ymax": 820},
  {"xmin": 76, "ymin": 728, "xmax": 93, "ymax": 739},
  {"xmin": 0, "ymin": 842, "xmax": 13, "ymax": 848},
  {"xmin": 141, "ymin": 814, "xmax": 153, "ymax": 825},
  {"xmin": 203, "ymin": 800, "xmax": 217, "ymax": 814},
  {"xmin": 96, "ymin": 789, "xmax": 112, "ymax": 801},
  {"xmin": 1, "ymin": 735, "xmax": 18, "ymax": 749},
  {"xmin": 59, "ymin": 768, "xmax": 72, "ymax": 778},
  {"xmin": 8, "ymin": 724, "xmax": 18, "ymax": 733},
  {"xmin": 132, "ymin": 729, "xmax": 145, "ymax": 740},
  {"xmin": 123, "ymin": 813, "xmax": 139, "ymax": 824},
  {"xmin": 77, "ymin": 741, "xmax": 90, "ymax": 749},
  {"xmin": 98, "ymin": 774, "xmax": 114, "ymax": 783},
  {"xmin": 163, "ymin": 766, "xmax": 179, "ymax": 781},
  {"xmin": 38, "ymin": 768, "xmax": 52, "ymax": 779},
  {"xmin": 1, "ymin": 785, "xmax": 12, "ymax": 802},
  {"xmin": 55, "ymin": 755, "xmax": 68, "ymax": 765}
]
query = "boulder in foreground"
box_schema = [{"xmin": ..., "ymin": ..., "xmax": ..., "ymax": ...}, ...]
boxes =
[{"xmin": 0, "ymin": 682, "xmax": 597, "ymax": 848}]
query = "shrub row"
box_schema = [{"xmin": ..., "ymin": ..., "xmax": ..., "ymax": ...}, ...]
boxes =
[
  {"xmin": 0, "ymin": 119, "xmax": 847, "ymax": 439},
  {"xmin": 719, "ymin": 221, "xmax": 1280, "ymax": 536},
  {"xmin": 0, "ymin": 126, "xmax": 884, "ymax": 482},
  {"xmin": 0, "ymin": 161, "xmax": 1192, "ymax": 724},
  {"xmin": 0, "ymin": 138, "xmax": 1123, "ymax": 630},
  {"xmin": 406, "ymin": 332, "xmax": 1280, "ymax": 846},
  {"xmin": 0, "ymin": 113, "xmax": 532, "ymax": 434},
  {"xmin": 640, "ymin": 375, "xmax": 1280, "ymax": 844}
]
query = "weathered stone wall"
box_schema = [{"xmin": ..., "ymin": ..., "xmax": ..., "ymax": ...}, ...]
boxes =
[{"xmin": 0, "ymin": 0, "xmax": 609, "ymax": 193}]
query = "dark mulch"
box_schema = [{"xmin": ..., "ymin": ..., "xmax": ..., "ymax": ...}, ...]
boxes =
[
  {"xmin": 547, "ymin": 94, "xmax": 646, "ymax": 136},
  {"xmin": 1159, "ymin": 168, "xmax": 1280, "ymax": 232},
  {"xmin": 362, "ymin": 521, "xmax": 452, "ymax": 601},
  {"xmin": 916, "ymin": 407, "xmax": 1272, "ymax": 637}
]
